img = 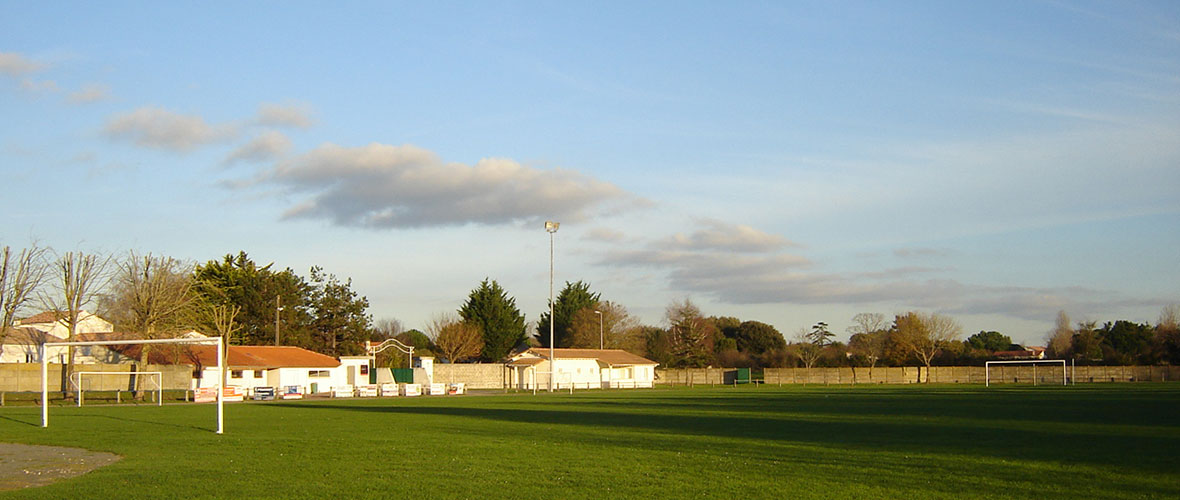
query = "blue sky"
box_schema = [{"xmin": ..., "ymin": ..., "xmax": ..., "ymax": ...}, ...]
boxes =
[{"xmin": 3, "ymin": 1, "xmax": 1178, "ymax": 345}]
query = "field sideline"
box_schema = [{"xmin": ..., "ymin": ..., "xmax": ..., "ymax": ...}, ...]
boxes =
[{"xmin": 0, "ymin": 384, "xmax": 1177, "ymax": 499}]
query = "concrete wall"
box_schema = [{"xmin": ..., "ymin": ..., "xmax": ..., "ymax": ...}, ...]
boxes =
[
  {"xmin": 432, "ymin": 363, "xmax": 507, "ymax": 389},
  {"xmin": 657, "ymin": 365, "xmax": 1180, "ymax": 385},
  {"xmin": 0, "ymin": 363, "xmax": 192, "ymax": 392}
]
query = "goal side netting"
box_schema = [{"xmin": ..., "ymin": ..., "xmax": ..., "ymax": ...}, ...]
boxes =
[
  {"xmin": 985, "ymin": 359, "xmax": 1067, "ymax": 387},
  {"xmin": 71, "ymin": 371, "xmax": 162, "ymax": 407},
  {"xmin": 40, "ymin": 336, "xmax": 225, "ymax": 434}
]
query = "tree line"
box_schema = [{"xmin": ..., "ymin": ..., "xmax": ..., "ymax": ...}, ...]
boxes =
[
  {"xmin": 0, "ymin": 246, "xmax": 374, "ymax": 362},
  {"xmin": 6, "ymin": 244, "xmax": 1177, "ymax": 373}
]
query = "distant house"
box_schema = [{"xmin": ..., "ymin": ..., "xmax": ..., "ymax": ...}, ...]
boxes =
[
  {"xmin": 994, "ymin": 345, "xmax": 1047, "ymax": 360},
  {"xmin": 177, "ymin": 345, "xmax": 345, "ymax": 394},
  {"xmin": 506, "ymin": 348, "xmax": 658, "ymax": 390},
  {"xmin": 0, "ymin": 328, "xmax": 137, "ymax": 364},
  {"xmin": 13, "ymin": 310, "xmax": 113, "ymax": 338},
  {"xmin": 3, "ymin": 310, "xmax": 127, "ymax": 364}
]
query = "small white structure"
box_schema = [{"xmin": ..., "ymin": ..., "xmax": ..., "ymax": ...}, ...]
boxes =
[
  {"xmin": 183, "ymin": 345, "xmax": 344, "ymax": 395},
  {"xmin": 3, "ymin": 311, "xmax": 130, "ymax": 364},
  {"xmin": 507, "ymin": 348, "xmax": 658, "ymax": 390},
  {"xmin": 2, "ymin": 329, "xmax": 139, "ymax": 364},
  {"xmin": 14, "ymin": 310, "xmax": 113, "ymax": 338}
]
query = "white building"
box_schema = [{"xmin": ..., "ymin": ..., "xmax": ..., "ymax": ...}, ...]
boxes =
[
  {"xmin": 13, "ymin": 310, "xmax": 113, "ymax": 338},
  {"xmin": 1, "ymin": 328, "xmax": 136, "ymax": 364},
  {"xmin": 185, "ymin": 345, "xmax": 346, "ymax": 394},
  {"xmin": 3, "ymin": 311, "xmax": 127, "ymax": 364},
  {"xmin": 506, "ymin": 348, "xmax": 658, "ymax": 390}
]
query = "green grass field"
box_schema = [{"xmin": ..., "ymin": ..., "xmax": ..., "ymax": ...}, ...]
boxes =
[{"xmin": 1, "ymin": 384, "xmax": 1177, "ymax": 499}]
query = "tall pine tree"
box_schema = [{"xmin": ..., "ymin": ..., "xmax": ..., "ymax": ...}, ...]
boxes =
[
  {"xmin": 535, "ymin": 280, "xmax": 600, "ymax": 348},
  {"xmin": 459, "ymin": 278, "xmax": 526, "ymax": 361}
]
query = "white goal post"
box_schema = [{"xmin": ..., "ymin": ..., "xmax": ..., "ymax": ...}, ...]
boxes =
[
  {"xmin": 41, "ymin": 336, "xmax": 225, "ymax": 434},
  {"xmin": 985, "ymin": 359, "xmax": 1067, "ymax": 387},
  {"xmin": 71, "ymin": 371, "xmax": 162, "ymax": 408}
]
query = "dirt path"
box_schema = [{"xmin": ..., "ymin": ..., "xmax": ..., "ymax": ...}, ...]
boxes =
[{"xmin": 0, "ymin": 443, "xmax": 120, "ymax": 491}]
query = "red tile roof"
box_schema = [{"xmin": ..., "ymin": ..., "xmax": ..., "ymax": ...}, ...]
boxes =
[
  {"xmin": 100, "ymin": 343, "xmax": 340, "ymax": 368},
  {"xmin": 15, "ymin": 311, "xmax": 65, "ymax": 324},
  {"xmin": 183, "ymin": 345, "xmax": 341, "ymax": 368}
]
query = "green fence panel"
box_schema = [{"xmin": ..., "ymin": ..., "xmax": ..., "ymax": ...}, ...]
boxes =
[{"xmin": 392, "ymin": 368, "xmax": 414, "ymax": 383}]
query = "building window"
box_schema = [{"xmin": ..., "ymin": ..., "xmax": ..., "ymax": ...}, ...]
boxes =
[
  {"xmin": 309, "ymin": 370, "xmax": 329, "ymax": 378},
  {"xmin": 255, "ymin": 370, "xmax": 265, "ymax": 378},
  {"xmin": 231, "ymin": 370, "xmax": 244, "ymax": 379},
  {"xmin": 360, "ymin": 365, "xmax": 369, "ymax": 375}
]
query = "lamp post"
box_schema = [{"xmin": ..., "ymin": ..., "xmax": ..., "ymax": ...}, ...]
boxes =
[
  {"xmin": 595, "ymin": 310, "xmax": 603, "ymax": 350},
  {"xmin": 274, "ymin": 296, "xmax": 283, "ymax": 346},
  {"xmin": 545, "ymin": 220, "xmax": 559, "ymax": 392}
]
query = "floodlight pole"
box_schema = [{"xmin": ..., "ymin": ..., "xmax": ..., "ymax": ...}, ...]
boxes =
[
  {"xmin": 595, "ymin": 310, "xmax": 603, "ymax": 350},
  {"xmin": 546, "ymin": 220, "xmax": 559, "ymax": 392}
]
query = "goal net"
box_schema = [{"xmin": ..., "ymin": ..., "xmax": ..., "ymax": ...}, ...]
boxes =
[
  {"xmin": 41, "ymin": 336, "xmax": 225, "ymax": 434},
  {"xmin": 71, "ymin": 371, "xmax": 162, "ymax": 407},
  {"xmin": 985, "ymin": 359, "xmax": 1067, "ymax": 387}
]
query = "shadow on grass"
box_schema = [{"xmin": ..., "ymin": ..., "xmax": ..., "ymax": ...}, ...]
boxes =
[
  {"xmin": 281, "ymin": 391, "xmax": 1180, "ymax": 475},
  {"xmin": 0, "ymin": 412, "xmax": 39, "ymax": 427}
]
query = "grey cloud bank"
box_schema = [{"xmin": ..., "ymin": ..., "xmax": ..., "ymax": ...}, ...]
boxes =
[{"xmin": 262, "ymin": 142, "xmax": 640, "ymax": 228}]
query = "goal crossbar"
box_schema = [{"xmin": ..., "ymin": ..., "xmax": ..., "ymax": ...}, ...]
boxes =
[
  {"xmin": 71, "ymin": 371, "xmax": 162, "ymax": 408},
  {"xmin": 985, "ymin": 359, "xmax": 1067, "ymax": 387},
  {"xmin": 41, "ymin": 337, "xmax": 225, "ymax": 434}
]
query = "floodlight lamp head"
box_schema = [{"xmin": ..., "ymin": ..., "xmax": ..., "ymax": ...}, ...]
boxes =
[{"xmin": 545, "ymin": 220, "xmax": 560, "ymax": 233}]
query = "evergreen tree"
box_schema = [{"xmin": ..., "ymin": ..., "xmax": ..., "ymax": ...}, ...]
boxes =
[
  {"xmin": 459, "ymin": 278, "xmax": 526, "ymax": 362},
  {"xmin": 535, "ymin": 280, "xmax": 600, "ymax": 348},
  {"xmin": 307, "ymin": 266, "xmax": 372, "ymax": 356}
]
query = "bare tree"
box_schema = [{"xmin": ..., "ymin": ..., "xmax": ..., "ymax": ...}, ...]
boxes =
[
  {"xmin": 0, "ymin": 244, "xmax": 48, "ymax": 344},
  {"xmin": 428, "ymin": 313, "xmax": 483, "ymax": 365},
  {"xmin": 848, "ymin": 328, "xmax": 888, "ymax": 369},
  {"xmin": 1159, "ymin": 304, "xmax": 1179, "ymax": 332},
  {"xmin": 108, "ymin": 252, "xmax": 194, "ymax": 395},
  {"xmin": 665, "ymin": 298, "xmax": 716, "ymax": 367},
  {"xmin": 847, "ymin": 313, "xmax": 886, "ymax": 338},
  {"xmin": 568, "ymin": 300, "xmax": 641, "ymax": 351},
  {"xmin": 1045, "ymin": 310, "xmax": 1074, "ymax": 358},
  {"xmin": 41, "ymin": 251, "xmax": 111, "ymax": 397},
  {"xmin": 893, "ymin": 311, "xmax": 962, "ymax": 380},
  {"xmin": 372, "ymin": 318, "xmax": 404, "ymax": 340},
  {"xmin": 187, "ymin": 300, "xmax": 243, "ymax": 387},
  {"xmin": 789, "ymin": 327, "xmax": 824, "ymax": 370}
]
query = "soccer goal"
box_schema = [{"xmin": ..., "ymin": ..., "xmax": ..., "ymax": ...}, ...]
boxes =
[
  {"xmin": 71, "ymin": 371, "xmax": 162, "ymax": 407},
  {"xmin": 41, "ymin": 336, "xmax": 225, "ymax": 434},
  {"xmin": 985, "ymin": 359, "xmax": 1067, "ymax": 387}
]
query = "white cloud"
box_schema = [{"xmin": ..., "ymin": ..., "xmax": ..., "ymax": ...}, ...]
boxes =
[
  {"xmin": 224, "ymin": 130, "xmax": 292, "ymax": 164},
  {"xmin": 0, "ymin": 52, "xmax": 44, "ymax": 76},
  {"xmin": 68, "ymin": 84, "xmax": 110, "ymax": 104},
  {"xmin": 583, "ymin": 227, "xmax": 627, "ymax": 243},
  {"xmin": 255, "ymin": 103, "xmax": 313, "ymax": 129},
  {"xmin": 661, "ymin": 218, "xmax": 794, "ymax": 252},
  {"xmin": 103, "ymin": 107, "xmax": 236, "ymax": 152},
  {"xmin": 256, "ymin": 142, "xmax": 641, "ymax": 228}
]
